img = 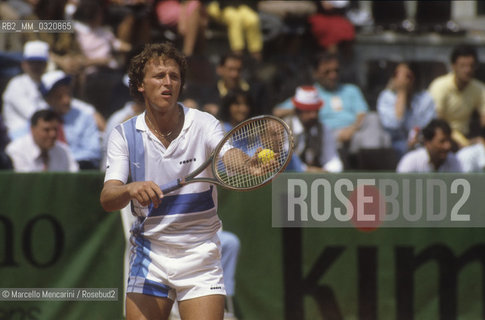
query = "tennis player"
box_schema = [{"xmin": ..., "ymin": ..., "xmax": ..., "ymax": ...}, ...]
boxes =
[{"xmin": 100, "ymin": 42, "xmax": 227, "ymax": 320}]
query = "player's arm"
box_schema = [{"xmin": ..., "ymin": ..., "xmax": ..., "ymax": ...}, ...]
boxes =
[{"xmin": 100, "ymin": 179, "xmax": 163, "ymax": 212}]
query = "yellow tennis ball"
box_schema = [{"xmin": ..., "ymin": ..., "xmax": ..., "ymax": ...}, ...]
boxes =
[{"xmin": 258, "ymin": 149, "xmax": 275, "ymax": 164}]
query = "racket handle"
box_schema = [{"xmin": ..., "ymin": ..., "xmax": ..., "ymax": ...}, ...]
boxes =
[{"xmin": 160, "ymin": 179, "xmax": 183, "ymax": 195}]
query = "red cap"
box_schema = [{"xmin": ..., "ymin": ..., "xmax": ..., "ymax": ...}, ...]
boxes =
[{"xmin": 291, "ymin": 86, "xmax": 324, "ymax": 111}]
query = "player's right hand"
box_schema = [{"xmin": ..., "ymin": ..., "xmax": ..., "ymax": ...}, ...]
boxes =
[{"xmin": 128, "ymin": 181, "xmax": 163, "ymax": 208}]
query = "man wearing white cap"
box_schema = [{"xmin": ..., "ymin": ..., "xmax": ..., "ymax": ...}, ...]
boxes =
[
  {"xmin": 275, "ymin": 52, "xmax": 369, "ymax": 169},
  {"xmin": 2, "ymin": 40, "xmax": 50, "ymax": 140},
  {"xmin": 40, "ymin": 70, "xmax": 102, "ymax": 170},
  {"xmin": 284, "ymin": 85, "xmax": 343, "ymax": 172}
]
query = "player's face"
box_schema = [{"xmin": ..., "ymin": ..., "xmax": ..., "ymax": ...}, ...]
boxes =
[
  {"xmin": 425, "ymin": 128, "xmax": 452, "ymax": 163},
  {"xmin": 453, "ymin": 55, "xmax": 476, "ymax": 85},
  {"xmin": 138, "ymin": 57, "xmax": 181, "ymax": 112},
  {"xmin": 218, "ymin": 58, "xmax": 243, "ymax": 90},
  {"xmin": 45, "ymin": 85, "xmax": 72, "ymax": 115},
  {"xmin": 314, "ymin": 59, "xmax": 340, "ymax": 91},
  {"xmin": 31, "ymin": 119, "xmax": 59, "ymax": 151}
]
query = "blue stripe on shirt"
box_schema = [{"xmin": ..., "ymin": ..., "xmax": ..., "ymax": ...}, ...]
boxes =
[{"xmin": 148, "ymin": 187, "xmax": 215, "ymax": 216}]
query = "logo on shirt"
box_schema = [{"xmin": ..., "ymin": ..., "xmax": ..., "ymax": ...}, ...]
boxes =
[
  {"xmin": 180, "ymin": 158, "xmax": 196, "ymax": 165},
  {"xmin": 210, "ymin": 286, "xmax": 222, "ymax": 290}
]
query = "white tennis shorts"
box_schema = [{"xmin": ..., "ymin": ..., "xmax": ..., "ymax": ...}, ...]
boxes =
[{"xmin": 126, "ymin": 233, "xmax": 226, "ymax": 301}]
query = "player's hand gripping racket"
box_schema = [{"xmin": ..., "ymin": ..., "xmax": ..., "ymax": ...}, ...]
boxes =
[{"xmin": 160, "ymin": 115, "xmax": 294, "ymax": 194}]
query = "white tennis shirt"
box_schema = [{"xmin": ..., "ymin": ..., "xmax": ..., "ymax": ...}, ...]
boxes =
[{"xmin": 104, "ymin": 105, "xmax": 225, "ymax": 244}]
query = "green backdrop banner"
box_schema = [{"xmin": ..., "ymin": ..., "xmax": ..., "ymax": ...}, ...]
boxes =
[
  {"xmin": 0, "ymin": 172, "xmax": 484, "ymax": 320},
  {"xmin": 0, "ymin": 172, "xmax": 124, "ymax": 320}
]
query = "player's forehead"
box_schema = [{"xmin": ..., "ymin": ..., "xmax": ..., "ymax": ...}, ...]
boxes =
[{"xmin": 143, "ymin": 56, "xmax": 181, "ymax": 74}]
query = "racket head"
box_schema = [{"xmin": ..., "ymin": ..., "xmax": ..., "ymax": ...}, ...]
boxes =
[{"xmin": 212, "ymin": 115, "xmax": 294, "ymax": 191}]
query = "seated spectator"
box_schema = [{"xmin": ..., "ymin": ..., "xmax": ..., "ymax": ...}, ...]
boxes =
[
  {"xmin": 377, "ymin": 62, "xmax": 436, "ymax": 158},
  {"xmin": 2, "ymin": 40, "xmax": 49, "ymax": 140},
  {"xmin": 274, "ymin": 51, "xmax": 369, "ymax": 168},
  {"xmin": 72, "ymin": 0, "xmax": 131, "ymax": 75},
  {"xmin": 219, "ymin": 88, "xmax": 252, "ymax": 132},
  {"xmin": 283, "ymin": 85, "xmax": 343, "ymax": 172},
  {"xmin": 201, "ymin": 52, "xmax": 268, "ymax": 117},
  {"xmin": 106, "ymin": 0, "xmax": 152, "ymax": 49},
  {"xmin": 6, "ymin": 109, "xmax": 79, "ymax": 172},
  {"xmin": 308, "ymin": 0, "xmax": 355, "ymax": 53},
  {"xmin": 457, "ymin": 127, "xmax": 485, "ymax": 172},
  {"xmin": 397, "ymin": 119, "xmax": 462, "ymax": 173},
  {"xmin": 40, "ymin": 70, "xmax": 102, "ymax": 170},
  {"xmin": 206, "ymin": 1, "xmax": 263, "ymax": 62},
  {"xmin": 72, "ymin": 0, "xmax": 131, "ymax": 117},
  {"xmin": 155, "ymin": 0, "xmax": 208, "ymax": 57},
  {"xmin": 428, "ymin": 45, "xmax": 485, "ymax": 149},
  {"xmin": 28, "ymin": 0, "xmax": 86, "ymax": 78}
]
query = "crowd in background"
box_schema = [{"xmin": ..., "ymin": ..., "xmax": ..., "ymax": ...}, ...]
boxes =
[{"xmin": 0, "ymin": 0, "xmax": 484, "ymax": 174}]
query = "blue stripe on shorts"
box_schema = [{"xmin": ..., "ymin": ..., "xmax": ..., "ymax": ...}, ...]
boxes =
[
  {"xmin": 129, "ymin": 235, "xmax": 172, "ymax": 298},
  {"xmin": 130, "ymin": 235, "xmax": 151, "ymax": 278},
  {"xmin": 142, "ymin": 278, "xmax": 171, "ymax": 298}
]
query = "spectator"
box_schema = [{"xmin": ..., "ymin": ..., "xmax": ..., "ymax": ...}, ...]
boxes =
[
  {"xmin": 457, "ymin": 127, "xmax": 485, "ymax": 172},
  {"xmin": 397, "ymin": 119, "xmax": 462, "ymax": 173},
  {"xmin": 40, "ymin": 70, "xmax": 102, "ymax": 170},
  {"xmin": 274, "ymin": 51, "xmax": 369, "ymax": 168},
  {"xmin": 155, "ymin": 0, "xmax": 208, "ymax": 57},
  {"xmin": 202, "ymin": 52, "xmax": 268, "ymax": 117},
  {"xmin": 6, "ymin": 109, "xmax": 79, "ymax": 172},
  {"xmin": 428, "ymin": 45, "xmax": 485, "ymax": 149},
  {"xmin": 377, "ymin": 62, "xmax": 436, "ymax": 158},
  {"xmin": 283, "ymin": 85, "xmax": 343, "ymax": 173},
  {"xmin": 2, "ymin": 40, "xmax": 49, "ymax": 140},
  {"xmin": 106, "ymin": 0, "xmax": 152, "ymax": 49},
  {"xmin": 28, "ymin": 0, "xmax": 86, "ymax": 77},
  {"xmin": 307, "ymin": 0, "xmax": 355, "ymax": 53},
  {"xmin": 206, "ymin": 1, "xmax": 263, "ymax": 62},
  {"xmin": 219, "ymin": 88, "xmax": 252, "ymax": 132},
  {"xmin": 72, "ymin": 0, "xmax": 131, "ymax": 74},
  {"xmin": 72, "ymin": 0, "xmax": 131, "ymax": 117}
]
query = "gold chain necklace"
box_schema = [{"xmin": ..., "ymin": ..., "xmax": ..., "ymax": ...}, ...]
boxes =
[{"xmin": 146, "ymin": 108, "xmax": 182, "ymax": 139}]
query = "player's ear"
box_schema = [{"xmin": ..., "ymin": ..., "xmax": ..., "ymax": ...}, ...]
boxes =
[{"xmin": 137, "ymin": 83, "xmax": 144, "ymax": 93}]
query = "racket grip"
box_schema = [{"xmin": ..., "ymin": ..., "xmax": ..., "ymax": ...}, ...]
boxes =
[{"xmin": 160, "ymin": 179, "xmax": 182, "ymax": 195}]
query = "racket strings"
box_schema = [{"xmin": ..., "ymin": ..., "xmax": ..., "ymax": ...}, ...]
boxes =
[{"xmin": 215, "ymin": 118, "xmax": 291, "ymax": 189}]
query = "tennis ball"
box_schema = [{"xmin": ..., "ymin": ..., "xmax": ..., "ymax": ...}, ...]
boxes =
[{"xmin": 258, "ymin": 149, "xmax": 275, "ymax": 164}]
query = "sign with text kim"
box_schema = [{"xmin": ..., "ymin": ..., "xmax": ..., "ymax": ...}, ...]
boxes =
[
  {"xmin": 272, "ymin": 172, "xmax": 485, "ymax": 228},
  {"xmin": 0, "ymin": 172, "xmax": 125, "ymax": 320}
]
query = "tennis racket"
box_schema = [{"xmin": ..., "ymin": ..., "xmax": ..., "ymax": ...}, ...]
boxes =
[{"xmin": 160, "ymin": 115, "xmax": 294, "ymax": 194}]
